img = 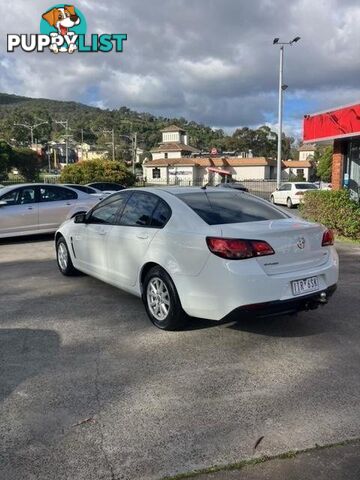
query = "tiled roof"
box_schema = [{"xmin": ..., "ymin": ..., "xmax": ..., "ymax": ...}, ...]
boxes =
[
  {"xmin": 298, "ymin": 144, "xmax": 316, "ymax": 151},
  {"xmin": 144, "ymin": 156, "xmax": 276, "ymax": 168},
  {"xmin": 150, "ymin": 142, "xmax": 200, "ymax": 153},
  {"xmin": 161, "ymin": 125, "xmax": 186, "ymax": 133},
  {"xmin": 282, "ymin": 160, "xmax": 313, "ymax": 168}
]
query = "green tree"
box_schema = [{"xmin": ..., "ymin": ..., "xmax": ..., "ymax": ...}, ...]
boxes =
[
  {"xmin": 60, "ymin": 159, "xmax": 136, "ymax": 186},
  {"xmin": 0, "ymin": 140, "xmax": 12, "ymax": 179},
  {"xmin": 11, "ymin": 147, "xmax": 43, "ymax": 181},
  {"xmin": 316, "ymin": 146, "xmax": 333, "ymax": 182}
]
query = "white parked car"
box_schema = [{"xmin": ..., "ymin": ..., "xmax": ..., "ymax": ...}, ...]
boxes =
[
  {"xmin": 271, "ymin": 182, "xmax": 319, "ymax": 208},
  {"xmin": 0, "ymin": 183, "xmax": 100, "ymax": 238},
  {"xmin": 55, "ymin": 187, "xmax": 338, "ymax": 330}
]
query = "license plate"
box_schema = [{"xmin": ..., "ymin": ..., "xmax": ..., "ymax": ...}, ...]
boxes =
[{"xmin": 291, "ymin": 276, "xmax": 319, "ymax": 296}]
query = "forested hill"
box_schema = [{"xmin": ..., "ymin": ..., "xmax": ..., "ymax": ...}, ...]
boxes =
[{"xmin": 0, "ymin": 92, "xmax": 295, "ymax": 158}]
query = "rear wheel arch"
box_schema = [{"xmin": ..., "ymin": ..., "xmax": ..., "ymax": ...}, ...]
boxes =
[{"xmin": 140, "ymin": 262, "xmax": 162, "ymax": 293}]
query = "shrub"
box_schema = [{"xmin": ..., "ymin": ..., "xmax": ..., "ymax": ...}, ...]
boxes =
[
  {"xmin": 60, "ymin": 159, "xmax": 136, "ymax": 186},
  {"xmin": 299, "ymin": 189, "xmax": 360, "ymax": 240}
]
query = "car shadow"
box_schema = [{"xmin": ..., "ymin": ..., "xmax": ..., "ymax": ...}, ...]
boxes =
[
  {"xmin": 0, "ymin": 233, "xmax": 54, "ymax": 246},
  {"xmin": 228, "ymin": 312, "xmax": 326, "ymax": 338}
]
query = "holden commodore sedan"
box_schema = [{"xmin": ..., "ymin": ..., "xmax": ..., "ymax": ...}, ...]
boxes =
[
  {"xmin": 0, "ymin": 183, "xmax": 100, "ymax": 238},
  {"xmin": 55, "ymin": 187, "xmax": 338, "ymax": 330}
]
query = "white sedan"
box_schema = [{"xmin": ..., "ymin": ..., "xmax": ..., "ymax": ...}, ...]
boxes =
[
  {"xmin": 271, "ymin": 182, "xmax": 319, "ymax": 208},
  {"xmin": 55, "ymin": 187, "xmax": 338, "ymax": 330}
]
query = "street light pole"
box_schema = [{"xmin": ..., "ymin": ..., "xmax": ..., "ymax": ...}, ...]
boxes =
[
  {"xmin": 273, "ymin": 36, "xmax": 300, "ymax": 188},
  {"xmin": 277, "ymin": 46, "xmax": 284, "ymax": 189},
  {"xmin": 14, "ymin": 119, "xmax": 48, "ymax": 147}
]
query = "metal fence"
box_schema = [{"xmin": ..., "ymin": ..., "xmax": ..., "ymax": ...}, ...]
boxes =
[
  {"xmin": 138, "ymin": 179, "xmax": 277, "ymax": 201},
  {"xmin": 1, "ymin": 177, "xmax": 276, "ymax": 202}
]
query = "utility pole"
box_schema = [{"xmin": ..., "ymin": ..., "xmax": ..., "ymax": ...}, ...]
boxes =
[
  {"xmin": 273, "ymin": 36, "xmax": 301, "ymax": 188},
  {"xmin": 55, "ymin": 120, "xmax": 70, "ymax": 165},
  {"xmin": 132, "ymin": 132, "xmax": 137, "ymax": 174},
  {"xmin": 14, "ymin": 119, "xmax": 48, "ymax": 147},
  {"xmin": 100, "ymin": 129, "xmax": 115, "ymax": 161}
]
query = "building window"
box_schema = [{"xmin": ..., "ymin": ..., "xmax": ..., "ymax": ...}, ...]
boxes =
[
  {"xmin": 152, "ymin": 168, "xmax": 161, "ymax": 179},
  {"xmin": 164, "ymin": 153, "xmax": 168, "ymax": 159}
]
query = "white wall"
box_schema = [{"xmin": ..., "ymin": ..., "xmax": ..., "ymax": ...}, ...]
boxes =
[
  {"xmin": 162, "ymin": 132, "xmax": 181, "ymax": 143},
  {"xmin": 232, "ymin": 166, "xmax": 267, "ymax": 180},
  {"xmin": 299, "ymin": 151, "xmax": 315, "ymax": 161},
  {"xmin": 283, "ymin": 167, "xmax": 310, "ymax": 181},
  {"xmin": 143, "ymin": 166, "xmax": 168, "ymax": 183},
  {"xmin": 152, "ymin": 151, "xmax": 182, "ymax": 160}
]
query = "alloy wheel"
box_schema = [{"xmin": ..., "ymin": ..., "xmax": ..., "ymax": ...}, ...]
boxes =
[
  {"xmin": 146, "ymin": 277, "xmax": 170, "ymax": 321},
  {"xmin": 58, "ymin": 242, "xmax": 68, "ymax": 271}
]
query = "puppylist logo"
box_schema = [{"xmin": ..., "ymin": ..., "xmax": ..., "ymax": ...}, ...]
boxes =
[{"xmin": 7, "ymin": 4, "xmax": 127, "ymax": 54}]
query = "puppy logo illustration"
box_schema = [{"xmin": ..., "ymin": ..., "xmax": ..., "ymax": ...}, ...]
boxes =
[
  {"xmin": 41, "ymin": 5, "xmax": 84, "ymax": 53},
  {"xmin": 7, "ymin": 5, "xmax": 127, "ymax": 54}
]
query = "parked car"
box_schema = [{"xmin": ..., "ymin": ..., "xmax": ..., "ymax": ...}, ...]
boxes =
[
  {"xmin": 216, "ymin": 182, "xmax": 249, "ymax": 192},
  {"xmin": 0, "ymin": 183, "xmax": 100, "ymax": 238},
  {"xmin": 55, "ymin": 187, "xmax": 338, "ymax": 330},
  {"xmin": 63, "ymin": 184, "xmax": 109, "ymax": 199},
  {"xmin": 86, "ymin": 182, "xmax": 125, "ymax": 193},
  {"xmin": 270, "ymin": 182, "xmax": 318, "ymax": 208},
  {"xmin": 314, "ymin": 181, "xmax": 332, "ymax": 190}
]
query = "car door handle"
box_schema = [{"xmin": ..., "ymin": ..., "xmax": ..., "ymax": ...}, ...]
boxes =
[
  {"xmin": 136, "ymin": 233, "xmax": 149, "ymax": 240},
  {"xmin": 98, "ymin": 230, "xmax": 107, "ymax": 235},
  {"xmin": 27, "ymin": 206, "xmax": 34, "ymax": 210}
]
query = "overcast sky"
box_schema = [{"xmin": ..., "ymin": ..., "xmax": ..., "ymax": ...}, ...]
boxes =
[{"xmin": 1, "ymin": 0, "xmax": 360, "ymax": 138}]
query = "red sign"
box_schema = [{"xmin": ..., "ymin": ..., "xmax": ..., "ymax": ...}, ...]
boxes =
[{"xmin": 303, "ymin": 103, "xmax": 360, "ymax": 142}]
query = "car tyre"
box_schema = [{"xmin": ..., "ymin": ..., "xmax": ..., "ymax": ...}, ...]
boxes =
[
  {"xmin": 287, "ymin": 197, "xmax": 293, "ymax": 208},
  {"xmin": 56, "ymin": 237, "xmax": 79, "ymax": 276},
  {"xmin": 142, "ymin": 266, "xmax": 188, "ymax": 330}
]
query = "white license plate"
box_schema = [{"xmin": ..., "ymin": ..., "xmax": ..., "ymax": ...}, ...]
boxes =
[{"xmin": 291, "ymin": 276, "xmax": 319, "ymax": 296}]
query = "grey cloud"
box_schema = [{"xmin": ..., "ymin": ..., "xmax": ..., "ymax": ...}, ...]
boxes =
[{"xmin": 1, "ymin": 0, "xmax": 360, "ymax": 136}]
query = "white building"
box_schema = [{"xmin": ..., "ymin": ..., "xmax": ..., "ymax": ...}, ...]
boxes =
[
  {"xmin": 282, "ymin": 160, "xmax": 314, "ymax": 181},
  {"xmin": 150, "ymin": 125, "xmax": 200, "ymax": 160},
  {"xmin": 298, "ymin": 143, "xmax": 316, "ymax": 161},
  {"xmin": 143, "ymin": 156, "xmax": 277, "ymax": 185}
]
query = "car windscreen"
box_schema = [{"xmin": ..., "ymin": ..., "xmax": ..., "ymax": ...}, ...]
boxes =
[
  {"xmin": 177, "ymin": 191, "xmax": 288, "ymax": 225},
  {"xmin": 295, "ymin": 184, "xmax": 318, "ymax": 190}
]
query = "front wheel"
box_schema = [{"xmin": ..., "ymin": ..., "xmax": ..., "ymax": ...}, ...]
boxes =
[
  {"xmin": 270, "ymin": 195, "xmax": 276, "ymax": 204},
  {"xmin": 142, "ymin": 266, "xmax": 187, "ymax": 330},
  {"xmin": 287, "ymin": 197, "xmax": 293, "ymax": 209},
  {"xmin": 56, "ymin": 237, "xmax": 79, "ymax": 276}
]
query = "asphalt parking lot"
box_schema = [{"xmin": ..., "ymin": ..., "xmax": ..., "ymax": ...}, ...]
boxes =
[{"xmin": 0, "ymin": 236, "xmax": 359, "ymax": 480}]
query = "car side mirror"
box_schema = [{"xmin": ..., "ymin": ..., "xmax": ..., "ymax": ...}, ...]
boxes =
[
  {"xmin": 0, "ymin": 200, "xmax": 7, "ymax": 207},
  {"xmin": 74, "ymin": 212, "xmax": 87, "ymax": 224},
  {"xmin": 275, "ymin": 187, "xmax": 279, "ymax": 191}
]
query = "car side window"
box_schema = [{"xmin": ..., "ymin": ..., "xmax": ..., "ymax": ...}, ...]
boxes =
[
  {"xmin": 120, "ymin": 192, "xmax": 159, "ymax": 227},
  {"xmin": 88, "ymin": 193, "xmax": 130, "ymax": 225},
  {"xmin": 151, "ymin": 200, "xmax": 171, "ymax": 228},
  {"xmin": 1, "ymin": 187, "xmax": 36, "ymax": 205},
  {"xmin": 40, "ymin": 186, "xmax": 77, "ymax": 202}
]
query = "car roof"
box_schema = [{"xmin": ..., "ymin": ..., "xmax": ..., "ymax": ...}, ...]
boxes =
[{"xmin": 0, "ymin": 183, "xmax": 83, "ymax": 194}]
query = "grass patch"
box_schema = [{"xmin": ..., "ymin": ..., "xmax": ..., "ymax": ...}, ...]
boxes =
[{"xmin": 160, "ymin": 438, "xmax": 360, "ymax": 480}]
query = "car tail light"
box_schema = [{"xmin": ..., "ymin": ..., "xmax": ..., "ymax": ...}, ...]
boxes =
[
  {"xmin": 295, "ymin": 191, "xmax": 304, "ymax": 196},
  {"xmin": 322, "ymin": 229, "xmax": 334, "ymax": 246},
  {"xmin": 206, "ymin": 237, "xmax": 274, "ymax": 260}
]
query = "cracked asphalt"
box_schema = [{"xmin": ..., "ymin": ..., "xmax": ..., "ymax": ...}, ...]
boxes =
[{"xmin": 0, "ymin": 235, "xmax": 359, "ymax": 480}]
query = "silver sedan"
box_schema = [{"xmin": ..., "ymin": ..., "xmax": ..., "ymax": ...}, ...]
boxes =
[{"xmin": 0, "ymin": 183, "xmax": 100, "ymax": 238}]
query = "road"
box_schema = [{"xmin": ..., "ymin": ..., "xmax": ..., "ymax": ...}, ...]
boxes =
[{"xmin": 0, "ymin": 236, "xmax": 359, "ymax": 480}]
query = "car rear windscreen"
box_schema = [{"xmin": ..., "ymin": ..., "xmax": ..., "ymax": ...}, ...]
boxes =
[
  {"xmin": 177, "ymin": 191, "xmax": 288, "ymax": 225},
  {"xmin": 295, "ymin": 184, "xmax": 318, "ymax": 189}
]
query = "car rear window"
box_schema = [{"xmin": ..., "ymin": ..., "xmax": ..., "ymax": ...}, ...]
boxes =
[
  {"xmin": 177, "ymin": 191, "xmax": 287, "ymax": 225},
  {"xmin": 295, "ymin": 184, "xmax": 318, "ymax": 190}
]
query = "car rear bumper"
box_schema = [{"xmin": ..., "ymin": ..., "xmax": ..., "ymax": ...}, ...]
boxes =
[
  {"xmin": 226, "ymin": 284, "xmax": 337, "ymax": 319},
  {"xmin": 174, "ymin": 247, "xmax": 339, "ymax": 320}
]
